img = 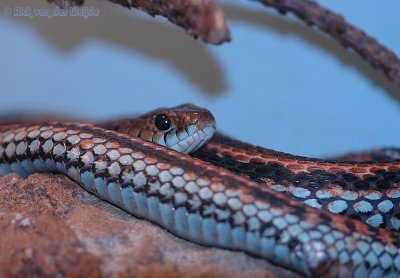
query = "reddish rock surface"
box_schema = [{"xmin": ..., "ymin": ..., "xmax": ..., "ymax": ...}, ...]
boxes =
[{"xmin": 0, "ymin": 173, "xmax": 301, "ymax": 278}]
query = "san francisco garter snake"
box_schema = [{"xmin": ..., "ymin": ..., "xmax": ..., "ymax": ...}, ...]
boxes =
[{"xmin": 1, "ymin": 104, "xmax": 399, "ymax": 277}]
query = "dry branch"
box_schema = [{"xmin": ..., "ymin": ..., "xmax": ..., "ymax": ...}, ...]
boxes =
[
  {"xmin": 257, "ymin": 0, "xmax": 400, "ymax": 86},
  {"xmin": 47, "ymin": 0, "xmax": 400, "ymax": 87},
  {"xmin": 47, "ymin": 0, "xmax": 231, "ymax": 44}
]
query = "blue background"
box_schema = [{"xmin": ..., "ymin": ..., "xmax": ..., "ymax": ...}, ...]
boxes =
[{"xmin": 0, "ymin": 0, "xmax": 399, "ymax": 158}]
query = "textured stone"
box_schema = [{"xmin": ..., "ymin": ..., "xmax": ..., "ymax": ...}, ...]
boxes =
[{"xmin": 0, "ymin": 173, "xmax": 301, "ymax": 278}]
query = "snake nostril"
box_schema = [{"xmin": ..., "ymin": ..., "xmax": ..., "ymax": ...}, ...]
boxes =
[{"xmin": 154, "ymin": 114, "xmax": 171, "ymax": 131}]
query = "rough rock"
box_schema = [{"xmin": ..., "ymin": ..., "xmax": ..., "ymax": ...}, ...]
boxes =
[{"xmin": 0, "ymin": 173, "xmax": 302, "ymax": 277}]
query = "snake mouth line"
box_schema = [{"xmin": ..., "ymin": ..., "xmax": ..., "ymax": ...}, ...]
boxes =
[{"xmin": 169, "ymin": 124, "xmax": 215, "ymax": 154}]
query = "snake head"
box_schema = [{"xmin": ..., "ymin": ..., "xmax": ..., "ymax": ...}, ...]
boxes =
[
  {"xmin": 106, "ymin": 104, "xmax": 216, "ymax": 154},
  {"xmin": 149, "ymin": 103, "xmax": 216, "ymax": 153}
]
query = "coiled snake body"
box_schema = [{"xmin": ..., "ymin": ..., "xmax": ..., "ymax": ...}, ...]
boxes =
[{"xmin": 0, "ymin": 104, "xmax": 399, "ymax": 277}]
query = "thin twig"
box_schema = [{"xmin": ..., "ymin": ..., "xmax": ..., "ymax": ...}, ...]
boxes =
[
  {"xmin": 47, "ymin": 0, "xmax": 231, "ymax": 44},
  {"xmin": 256, "ymin": 0, "xmax": 400, "ymax": 86}
]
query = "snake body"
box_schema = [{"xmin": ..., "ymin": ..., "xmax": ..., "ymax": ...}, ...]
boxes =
[
  {"xmin": 1, "ymin": 105, "xmax": 400, "ymax": 277},
  {"xmin": 192, "ymin": 134, "xmax": 400, "ymax": 231},
  {"xmin": 331, "ymin": 148, "xmax": 400, "ymax": 163}
]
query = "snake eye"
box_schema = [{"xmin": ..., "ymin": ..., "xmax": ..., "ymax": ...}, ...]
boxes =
[{"xmin": 154, "ymin": 114, "xmax": 171, "ymax": 131}]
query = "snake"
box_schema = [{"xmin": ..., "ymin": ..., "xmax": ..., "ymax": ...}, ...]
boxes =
[
  {"xmin": 330, "ymin": 148, "xmax": 400, "ymax": 163},
  {"xmin": 0, "ymin": 104, "xmax": 400, "ymax": 277},
  {"xmin": 192, "ymin": 135, "xmax": 400, "ymax": 231}
]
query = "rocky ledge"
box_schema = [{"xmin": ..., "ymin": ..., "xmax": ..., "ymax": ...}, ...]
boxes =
[{"xmin": 0, "ymin": 173, "xmax": 301, "ymax": 277}]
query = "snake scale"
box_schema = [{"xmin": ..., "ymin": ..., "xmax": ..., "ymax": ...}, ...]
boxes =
[{"xmin": 1, "ymin": 104, "xmax": 400, "ymax": 277}]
